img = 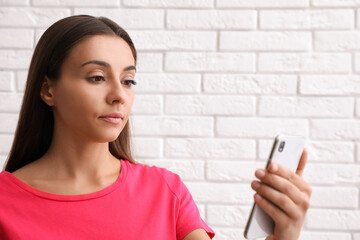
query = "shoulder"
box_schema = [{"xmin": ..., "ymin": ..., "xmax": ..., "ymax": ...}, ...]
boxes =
[
  {"xmin": 126, "ymin": 161, "xmax": 184, "ymax": 198},
  {"xmin": 5, "ymin": 158, "xmax": 47, "ymax": 185},
  {"xmin": 0, "ymin": 171, "xmax": 22, "ymax": 197},
  {"xmin": 0, "ymin": 171, "xmax": 8, "ymax": 183},
  {"xmin": 127, "ymin": 161, "xmax": 180, "ymax": 180},
  {"xmin": 10, "ymin": 167, "xmax": 30, "ymax": 183}
]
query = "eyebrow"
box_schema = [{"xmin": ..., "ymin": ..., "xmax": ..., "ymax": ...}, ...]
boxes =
[{"xmin": 80, "ymin": 60, "xmax": 136, "ymax": 72}]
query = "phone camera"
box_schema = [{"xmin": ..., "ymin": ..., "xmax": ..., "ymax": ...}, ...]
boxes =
[{"xmin": 278, "ymin": 141, "xmax": 285, "ymax": 152}]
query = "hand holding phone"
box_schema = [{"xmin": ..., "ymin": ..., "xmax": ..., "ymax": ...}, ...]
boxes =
[{"xmin": 244, "ymin": 135, "xmax": 310, "ymax": 240}]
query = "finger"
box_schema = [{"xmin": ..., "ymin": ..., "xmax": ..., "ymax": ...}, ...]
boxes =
[
  {"xmin": 296, "ymin": 148, "xmax": 308, "ymax": 176},
  {"xmin": 264, "ymin": 162, "xmax": 311, "ymax": 195},
  {"xmin": 252, "ymin": 180, "xmax": 301, "ymax": 220},
  {"xmin": 253, "ymin": 193, "xmax": 288, "ymax": 226},
  {"xmin": 254, "ymin": 170, "xmax": 305, "ymax": 205}
]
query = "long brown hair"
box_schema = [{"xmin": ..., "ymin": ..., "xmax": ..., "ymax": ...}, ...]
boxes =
[{"xmin": 3, "ymin": 15, "xmax": 137, "ymax": 173}]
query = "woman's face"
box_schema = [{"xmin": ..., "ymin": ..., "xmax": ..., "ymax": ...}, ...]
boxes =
[{"xmin": 44, "ymin": 34, "xmax": 136, "ymax": 143}]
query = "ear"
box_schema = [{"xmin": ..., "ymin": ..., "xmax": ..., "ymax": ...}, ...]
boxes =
[{"xmin": 40, "ymin": 76, "xmax": 55, "ymax": 107}]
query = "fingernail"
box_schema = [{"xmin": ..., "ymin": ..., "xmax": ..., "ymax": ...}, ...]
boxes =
[
  {"xmin": 255, "ymin": 194, "xmax": 262, "ymax": 201},
  {"xmin": 255, "ymin": 169, "xmax": 265, "ymax": 178},
  {"xmin": 252, "ymin": 181, "xmax": 260, "ymax": 190}
]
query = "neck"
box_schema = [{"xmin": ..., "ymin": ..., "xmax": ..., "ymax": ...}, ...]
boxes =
[{"xmin": 39, "ymin": 123, "xmax": 120, "ymax": 183}]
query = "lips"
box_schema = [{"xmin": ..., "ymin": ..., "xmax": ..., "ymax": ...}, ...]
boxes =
[
  {"xmin": 99, "ymin": 113, "xmax": 124, "ymax": 124},
  {"xmin": 99, "ymin": 113, "xmax": 124, "ymax": 119}
]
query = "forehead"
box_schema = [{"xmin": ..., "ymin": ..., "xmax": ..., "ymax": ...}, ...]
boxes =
[{"xmin": 64, "ymin": 34, "xmax": 135, "ymax": 68}]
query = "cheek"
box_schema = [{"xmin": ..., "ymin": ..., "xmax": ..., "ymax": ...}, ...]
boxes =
[{"xmin": 55, "ymin": 84, "xmax": 100, "ymax": 121}]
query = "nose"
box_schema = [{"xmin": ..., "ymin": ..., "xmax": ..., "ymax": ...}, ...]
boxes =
[{"xmin": 106, "ymin": 79, "xmax": 126, "ymax": 105}]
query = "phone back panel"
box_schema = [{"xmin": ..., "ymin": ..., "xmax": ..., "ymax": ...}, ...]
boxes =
[{"xmin": 244, "ymin": 135, "xmax": 305, "ymax": 239}]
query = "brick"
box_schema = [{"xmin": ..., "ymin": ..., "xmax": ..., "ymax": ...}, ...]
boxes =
[
  {"xmin": 302, "ymin": 163, "xmax": 360, "ymax": 185},
  {"xmin": 0, "ymin": 7, "xmax": 70, "ymax": 27},
  {"xmin": 211, "ymin": 227, "xmax": 244, "ymax": 240},
  {"xmin": 33, "ymin": 0, "xmax": 119, "ymax": 6},
  {"xmin": 220, "ymin": 31, "xmax": 311, "ymax": 51},
  {"xmin": 357, "ymin": 99, "xmax": 360, "ymax": 117},
  {"xmin": 136, "ymin": 53, "xmax": 162, "ymax": 73},
  {"xmin": 203, "ymin": 74, "xmax": 297, "ymax": 94},
  {"xmin": 0, "ymin": 0, "xmax": 29, "ymax": 5},
  {"xmin": 131, "ymin": 116, "xmax": 213, "ymax": 137},
  {"xmin": 206, "ymin": 160, "xmax": 264, "ymax": 182},
  {"xmin": 165, "ymin": 138, "xmax": 256, "ymax": 159},
  {"xmin": 259, "ymin": 96, "xmax": 353, "ymax": 117},
  {"xmin": 315, "ymin": 31, "xmax": 360, "ymax": 51},
  {"xmin": 34, "ymin": 29, "xmax": 45, "ymax": 46},
  {"xmin": 165, "ymin": 52, "xmax": 255, "ymax": 72},
  {"xmin": 311, "ymin": 120, "xmax": 360, "ymax": 140},
  {"xmin": 165, "ymin": 95, "xmax": 255, "ymax": 116},
  {"xmin": 185, "ymin": 182, "xmax": 253, "ymax": 204},
  {"xmin": 299, "ymin": 232, "xmax": 351, "ymax": 240},
  {"xmin": 217, "ymin": 0, "xmax": 309, "ymax": 8},
  {"xmin": 300, "ymin": 75, "xmax": 360, "ymax": 95},
  {"xmin": 133, "ymin": 73, "xmax": 200, "ymax": 93},
  {"xmin": 207, "ymin": 205, "xmax": 251, "ymax": 227},
  {"xmin": 259, "ymin": 139, "xmax": 277, "ymax": 160},
  {"xmin": 355, "ymin": 53, "xmax": 360, "ymax": 72},
  {"xmin": 128, "ymin": 30, "xmax": 216, "ymax": 50},
  {"xmin": 73, "ymin": 8, "xmax": 164, "ymax": 29},
  {"xmin": 0, "ymin": 71, "xmax": 15, "ymax": 91},
  {"xmin": 123, "ymin": 0, "xmax": 214, "ymax": 7},
  {"xmin": 197, "ymin": 204, "xmax": 205, "ymax": 220},
  {"xmin": 131, "ymin": 94, "xmax": 162, "ymax": 114},
  {"xmin": 0, "ymin": 134, "xmax": 13, "ymax": 154},
  {"xmin": 260, "ymin": 9, "xmax": 353, "ymax": 29},
  {"xmin": 217, "ymin": 118, "xmax": 308, "ymax": 138},
  {"xmin": 0, "ymin": 93, "xmax": 23, "ymax": 112},
  {"xmin": 167, "ymin": 10, "xmax": 256, "ymax": 29},
  {"xmin": 305, "ymin": 209, "xmax": 360, "ymax": 230},
  {"xmin": 0, "ymin": 155, "xmax": 7, "ymax": 170},
  {"xmin": 0, "ymin": 113, "xmax": 19, "ymax": 133},
  {"xmin": 307, "ymin": 141, "xmax": 354, "ymax": 163},
  {"xmin": 355, "ymin": 233, "xmax": 360, "ymax": 240},
  {"xmin": 310, "ymin": 186, "xmax": 358, "ymax": 208},
  {"xmin": 139, "ymin": 159, "xmax": 205, "ymax": 180},
  {"xmin": 0, "ymin": 29, "xmax": 33, "ymax": 48},
  {"xmin": 258, "ymin": 53, "xmax": 351, "ymax": 73},
  {"xmin": 16, "ymin": 71, "xmax": 27, "ymax": 92},
  {"xmin": 0, "ymin": 50, "xmax": 33, "ymax": 70},
  {"xmin": 131, "ymin": 137, "xmax": 162, "ymax": 158},
  {"xmin": 259, "ymin": 139, "xmax": 354, "ymax": 163},
  {"xmin": 312, "ymin": 0, "xmax": 360, "ymax": 6},
  {"xmin": 357, "ymin": 142, "xmax": 360, "ymax": 162}
]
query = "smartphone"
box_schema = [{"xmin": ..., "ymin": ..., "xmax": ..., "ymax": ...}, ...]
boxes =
[{"xmin": 243, "ymin": 134, "xmax": 305, "ymax": 239}]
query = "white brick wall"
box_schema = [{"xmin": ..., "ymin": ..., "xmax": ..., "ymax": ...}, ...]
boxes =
[{"xmin": 0, "ymin": 1, "xmax": 359, "ymax": 239}]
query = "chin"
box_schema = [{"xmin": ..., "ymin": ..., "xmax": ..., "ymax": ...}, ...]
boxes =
[
  {"xmin": 105, "ymin": 134, "xmax": 121, "ymax": 142},
  {"xmin": 91, "ymin": 133, "xmax": 121, "ymax": 143}
]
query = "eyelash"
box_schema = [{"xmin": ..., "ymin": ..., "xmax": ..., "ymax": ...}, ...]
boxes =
[{"xmin": 86, "ymin": 76, "xmax": 137, "ymax": 87}]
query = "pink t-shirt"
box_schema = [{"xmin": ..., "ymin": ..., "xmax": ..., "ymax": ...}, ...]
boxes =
[{"xmin": 0, "ymin": 159, "xmax": 215, "ymax": 240}]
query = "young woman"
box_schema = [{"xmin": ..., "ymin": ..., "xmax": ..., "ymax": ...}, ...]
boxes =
[{"xmin": 0, "ymin": 15, "xmax": 311, "ymax": 240}]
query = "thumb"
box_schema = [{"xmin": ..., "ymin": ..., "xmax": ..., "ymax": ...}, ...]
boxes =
[{"xmin": 296, "ymin": 148, "xmax": 308, "ymax": 176}]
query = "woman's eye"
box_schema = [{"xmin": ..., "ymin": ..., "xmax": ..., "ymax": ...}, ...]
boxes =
[
  {"xmin": 86, "ymin": 76, "xmax": 104, "ymax": 83},
  {"xmin": 122, "ymin": 80, "xmax": 137, "ymax": 88},
  {"xmin": 86, "ymin": 76, "xmax": 137, "ymax": 87}
]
